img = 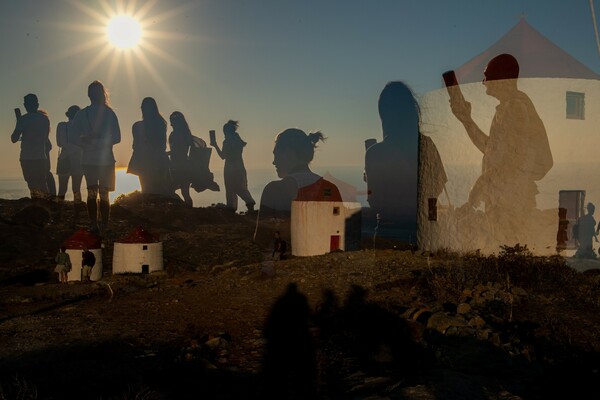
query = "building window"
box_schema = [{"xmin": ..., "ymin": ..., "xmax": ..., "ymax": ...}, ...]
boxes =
[
  {"xmin": 566, "ymin": 91, "xmax": 585, "ymax": 120},
  {"xmin": 333, "ymin": 206, "xmax": 340, "ymax": 216},
  {"xmin": 143, "ymin": 245, "xmax": 148, "ymax": 250}
]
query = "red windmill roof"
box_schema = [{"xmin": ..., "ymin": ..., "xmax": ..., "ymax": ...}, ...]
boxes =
[
  {"xmin": 294, "ymin": 178, "xmax": 343, "ymax": 202},
  {"xmin": 62, "ymin": 229, "xmax": 102, "ymax": 249},
  {"xmin": 454, "ymin": 19, "xmax": 600, "ymax": 84},
  {"xmin": 117, "ymin": 226, "xmax": 160, "ymax": 244}
]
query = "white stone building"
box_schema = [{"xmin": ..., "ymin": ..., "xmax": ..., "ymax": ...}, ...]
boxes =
[{"xmin": 112, "ymin": 226, "xmax": 164, "ymax": 274}]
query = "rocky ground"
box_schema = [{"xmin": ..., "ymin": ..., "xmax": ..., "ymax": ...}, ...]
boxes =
[{"xmin": 0, "ymin": 195, "xmax": 600, "ymax": 399}]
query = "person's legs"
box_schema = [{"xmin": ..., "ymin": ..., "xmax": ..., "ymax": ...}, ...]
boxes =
[
  {"xmin": 57, "ymin": 175, "xmax": 69, "ymax": 198},
  {"xmin": 83, "ymin": 165, "xmax": 101, "ymax": 230},
  {"xmin": 99, "ymin": 188, "xmax": 110, "ymax": 230},
  {"xmin": 87, "ymin": 187, "xmax": 99, "ymax": 231},
  {"xmin": 225, "ymin": 186, "xmax": 238, "ymax": 211},
  {"xmin": 180, "ymin": 183, "xmax": 193, "ymax": 206},
  {"xmin": 21, "ymin": 160, "xmax": 48, "ymax": 200}
]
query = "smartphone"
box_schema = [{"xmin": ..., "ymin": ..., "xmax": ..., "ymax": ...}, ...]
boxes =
[
  {"xmin": 442, "ymin": 70, "xmax": 465, "ymax": 101},
  {"xmin": 442, "ymin": 70, "xmax": 458, "ymax": 87},
  {"xmin": 209, "ymin": 130, "xmax": 216, "ymax": 144},
  {"xmin": 14, "ymin": 108, "xmax": 21, "ymax": 119}
]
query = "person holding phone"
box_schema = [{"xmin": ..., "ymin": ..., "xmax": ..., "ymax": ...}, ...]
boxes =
[
  {"xmin": 10, "ymin": 93, "xmax": 51, "ymax": 201},
  {"xmin": 448, "ymin": 54, "xmax": 553, "ymax": 243},
  {"xmin": 210, "ymin": 120, "xmax": 255, "ymax": 213}
]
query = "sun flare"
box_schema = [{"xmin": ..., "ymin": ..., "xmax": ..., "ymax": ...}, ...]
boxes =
[{"xmin": 107, "ymin": 15, "xmax": 142, "ymax": 49}]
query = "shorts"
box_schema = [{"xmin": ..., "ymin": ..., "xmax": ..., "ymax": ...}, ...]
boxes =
[
  {"xmin": 82, "ymin": 265, "xmax": 93, "ymax": 278},
  {"xmin": 20, "ymin": 159, "xmax": 48, "ymax": 190},
  {"xmin": 54, "ymin": 264, "xmax": 68, "ymax": 273},
  {"xmin": 83, "ymin": 164, "xmax": 116, "ymax": 191}
]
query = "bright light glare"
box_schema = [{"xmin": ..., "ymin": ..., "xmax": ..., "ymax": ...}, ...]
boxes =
[{"xmin": 107, "ymin": 16, "xmax": 142, "ymax": 49}]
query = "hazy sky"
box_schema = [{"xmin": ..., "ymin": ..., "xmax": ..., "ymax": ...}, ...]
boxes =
[{"xmin": 1, "ymin": 0, "xmax": 599, "ymax": 178}]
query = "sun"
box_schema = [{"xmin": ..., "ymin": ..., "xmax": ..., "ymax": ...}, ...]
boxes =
[{"xmin": 107, "ymin": 15, "xmax": 142, "ymax": 49}]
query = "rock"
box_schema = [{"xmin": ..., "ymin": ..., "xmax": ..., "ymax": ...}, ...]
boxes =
[
  {"xmin": 468, "ymin": 315, "xmax": 486, "ymax": 327},
  {"xmin": 427, "ymin": 312, "xmax": 467, "ymax": 333},
  {"xmin": 12, "ymin": 206, "xmax": 50, "ymax": 227},
  {"xmin": 457, "ymin": 303, "xmax": 471, "ymax": 314}
]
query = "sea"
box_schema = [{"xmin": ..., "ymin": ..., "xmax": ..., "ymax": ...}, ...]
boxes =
[{"xmin": 0, "ymin": 165, "xmax": 371, "ymax": 208}]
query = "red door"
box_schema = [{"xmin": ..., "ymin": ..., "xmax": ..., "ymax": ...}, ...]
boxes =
[{"xmin": 330, "ymin": 235, "xmax": 340, "ymax": 251}]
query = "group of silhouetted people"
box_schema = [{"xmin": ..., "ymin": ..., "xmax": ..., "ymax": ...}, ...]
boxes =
[
  {"xmin": 11, "ymin": 80, "xmax": 257, "ymax": 234},
  {"xmin": 12, "ymin": 81, "xmax": 120, "ymax": 233}
]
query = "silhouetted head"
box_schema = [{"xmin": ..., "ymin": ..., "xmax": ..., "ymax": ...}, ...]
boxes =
[
  {"xmin": 141, "ymin": 97, "xmax": 160, "ymax": 120},
  {"xmin": 65, "ymin": 105, "xmax": 80, "ymax": 121},
  {"xmin": 273, "ymin": 128, "xmax": 325, "ymax": 178},
  {"xmin": 223, "ymin": 120, "xmax": 238, "ymax": 136},
  {"xmin": 587, "ymin": 202, "xmax": 595, "ymax": 215},
  {"xmin": 23, "ymin": 94, "xmax": 39, "ymax": 113},
  {"xmin": 60, "ymin": 246, "xmax": 66, "ymax": 252},
  {"xmin": 484, "ymin": 54, "xmax": 519, "ymax": 81},
  {"xmin": 88, "ymin": 80, "xmax": 109, "ymax": 106},
  {"xmin": 169, "ymin": 111, "xmax": 192, "ymax": 135},
  {"xmin": 483, "ymin": 54, "xmax": 519, "ymax": 97},
  {"xmin": 378, "ymin": 82, "xmax": 420, "ymax": 140}
]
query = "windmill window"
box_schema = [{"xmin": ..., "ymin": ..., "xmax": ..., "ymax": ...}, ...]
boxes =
[
  {"xmin": 333, "ymin": 206, "xmax": 340, "ymax": 215},
  {"xmin": 566, "ymin": 91, "xmax": 585, "ymax": 120},
  {"xmin": 143, "ymin": 245, "xmax": 148, "ymax": 250}
]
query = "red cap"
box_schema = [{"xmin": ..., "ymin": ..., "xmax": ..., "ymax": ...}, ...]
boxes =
[
  {"xmin": 62, "ymin": 229, "xmax": 102, "ymax": 249},
  {"xmin": 117, "ymin": 226, "xmax": 160, "ymax": 243}
]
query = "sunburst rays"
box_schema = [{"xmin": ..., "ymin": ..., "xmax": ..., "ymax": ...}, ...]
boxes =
[{"xmin": 43, "ymin": 0, "xmax": 203, "ymax": 104}]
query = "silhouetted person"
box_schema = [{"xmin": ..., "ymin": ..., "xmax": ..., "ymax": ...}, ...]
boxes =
[
  {"xmin": 256, "ymin": 128, "xmax": 341, "ymax": 246},
  {"xmin": 449, "ymin": 54, "xmax": 553, "ymax": 236},
  {"xmin": 54, "ymin": 246, "xmax": 72, "ymax": 284},
  {"xmin": 210, "ymin": 120, "xmax": 255, "ymax": 212},
  {"xmin": 127, "ymin": 97, "xmax": 173, "ymax": 196},
  {"xmin": 10, "ymin": 94, "xmax": 51, "ymax": 201},
  {"xmin": 365, "ymin": 81, "xmax": 447, "ymax": 240},
  {"xmin": 575, "ymin": 202, "xmax": 597, "ymax": 259},
  {"xmin": 56, "ymin": 105, "xmax": 83, "ymax": 221},
  {"xmin": 45, "ymin": 138, "xmax": 57, "ymax": 199},
  {"xmin": 168, "ymin": 111, "xmax": 193, "ymax": 206},
  {"xmin": 263, "ymin": 283, "xmax": 317, "ymax": 399},
  {"xmin": 73, "ymin": 81, "xmax": 121, "ymax": 233}
]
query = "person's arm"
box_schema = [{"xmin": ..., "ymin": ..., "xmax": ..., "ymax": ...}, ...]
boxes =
[
  {"xmin": 111, "ymin": 111, "xmax": 121, "ymax": 145},
  {"xmin": 212, "ymin": 140, "xmax": 225, "ymax": 160},
  {"xmin": 449, "ymin": 94, "xmax": 488, "ymax": 154},
  {"xmin": 10, "ymin": 118, "xmax": 23, "ymax": 143}
]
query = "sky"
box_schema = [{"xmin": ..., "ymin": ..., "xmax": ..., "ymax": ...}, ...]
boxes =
[{"xmin": 1, "ymin": 0, "xmax": 599, "ymax": 179}]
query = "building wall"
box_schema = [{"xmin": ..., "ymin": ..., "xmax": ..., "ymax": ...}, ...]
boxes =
[
  {"xmin": 419, "ymin": 78, "xmax": 600, "ymax": 254},
  {"xmin": 291, "ymin": 201, "xmax": 362, "ymax": 256},
  {"xmin": 112, "ymin": 242, "xmax": 164, "ymax": 274},
  {"xmin": 66, "ymin": 248, "xmax": 103, "ymax": 281}
]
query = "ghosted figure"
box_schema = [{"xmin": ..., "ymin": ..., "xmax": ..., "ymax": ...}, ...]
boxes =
[
  {"xmin": 262, "ymin": 283, "xmax": 317, "ymax": 399},
  {"xmin": 72, "ymin": 81, "xmax": 121, "ymax": 233},
  {"xmin": 210, "ymin": 120, "xmax": 255, "ymax": 212},
  {"xmin": 256, "ymin": 128, "xmax": 341, "ymax": 246},
  {"xmin": 449, "ymin": 54, "xmax": 553, "ymax": 239},
  {"xmin": 574, "ymin": 202, "xmax": 598, "ymax": 259},
  {"xmin": 54, "ymin": 246, "xmax": 72, "ymax": 284},
  {"xmin": 10, "ymin": 94, "xmax": 51, "ymax": 200},
  {"xmin": 127, "ymin": 97, "xmax": 173, "ymax": 197},
  {"xmin": 45, "ymin": 138, "xmax": 57, "ymax": 199},
  {"xmin": 56, "ymin": 105, "xmax": 84, "ymax": 219},
  {"xmin": 365, "ymin": 82, "xmax": 447, "ymax": 241},
  {"xmin": 168, "ymin": 111, "xmax": 194, "ymax": 206}
]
